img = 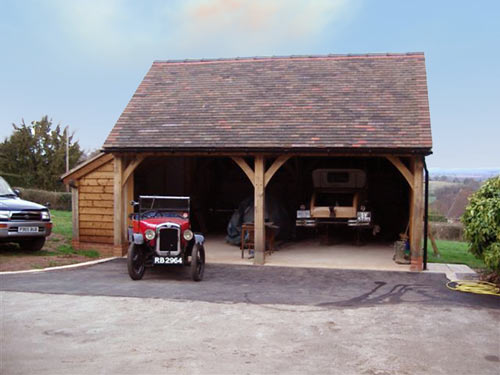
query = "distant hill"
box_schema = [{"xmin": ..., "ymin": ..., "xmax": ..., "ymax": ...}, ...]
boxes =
[
  {"xmin": 429, "ymin": 168, "xmax": 499, "ymax": 181},
  {"xmin": 427, "ymin": 169, "xmax": 498, "ymax": 222}
]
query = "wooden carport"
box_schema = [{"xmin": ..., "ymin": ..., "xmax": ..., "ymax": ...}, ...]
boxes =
[
  {"xmin": 65, "ymin": 53, "xmax": 433, "ymax": 270},
  {"xmin": 108, "ymin": 152, "xmax": 424, "ymax": 269}
]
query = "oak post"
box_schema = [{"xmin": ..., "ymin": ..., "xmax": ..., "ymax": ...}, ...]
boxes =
[
  {"xmin": 71, "ymin": 187, "xmax": 79, "ymax": 242},
  {"xmin": 254, "ymin": 155, "xmax": 265, "ymax": 265},
  {"xmin": 124, "ymin": 170, "xmax": 134, "ymax": 229},
  {"xmin": 409, "ymin": 156, "xmax": 424, "ymax": 271},
  {"xmin": 113, "ymin": 155, "xmax": 125, "ymax": 256}
]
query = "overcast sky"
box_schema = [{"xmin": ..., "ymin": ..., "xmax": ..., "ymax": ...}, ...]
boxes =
[{"xmin": 1, "ymin": 0, "xmax": 499, "ymax": 168}]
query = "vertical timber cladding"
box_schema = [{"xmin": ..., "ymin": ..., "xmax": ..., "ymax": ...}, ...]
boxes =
[{"xmin": 78, "ymin": 159, "xmax": 115, "ymax": 244}]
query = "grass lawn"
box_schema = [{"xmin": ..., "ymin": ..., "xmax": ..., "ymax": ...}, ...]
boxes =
[
  {"xmin": 428, "ymin": 239, "xmax": 486, "ymax": 269},
  {"xmin": 0, "ymin": 209, "xmax": 100, "ymax": 271},
  {"xmin": 50, "ymin": 209, "xmax": 73, "ymax": 240},
  {"xmin": 48, "ymin": 210, "xmax": 100, "ymax": 258}
]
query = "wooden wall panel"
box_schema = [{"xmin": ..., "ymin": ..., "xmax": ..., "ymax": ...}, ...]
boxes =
[
  {"xmin": 93, "ymin": 201, "xmax": 113, "ymax": 208},
  {"xmin": 79, "ymin": 228, "xmax": 114, "ymax": 237},
  {"xmin": 79, "ymin": 185, "xmax": 114, "ymax": 194},
  {"xmin": 85, "ymin": 171, "xmax": 114, "ymax": 179},
  {"xmin": 80, "ymin": 214, "xmax": 113, "ymax": 222},
  {"xmin": 79, "ymin": 221, "xmax": 114, "ymax": 229},
  {"xmin": 79, "ymin": 193, "xmax": 114, "ymax": 201},
  {"xmin": 79, "ymin": 178, "xmax": 113, "ymax": 186},
  {"xmin": 99, "ymin": 163, "xmax": 114, "ymax": 172},
  {"xmin": 78, "ymin": 159, "xmax": 115, "ymax": 245},
  {"xmin": 79, "ymin": 235, "xmax": 114, "ymax": 244},
  {"xmin": 80, "ymin": 207, "xmax": 114, "ymax": 215}
]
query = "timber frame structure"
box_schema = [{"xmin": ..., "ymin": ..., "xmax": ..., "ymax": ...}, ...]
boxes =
[
  {"xmin": 105, "ymin": 152, "xmax": 425, "ymax": 269},
  {"xmin": 63, "ymin": 53, "xmax": 432, "ymax": 270}
]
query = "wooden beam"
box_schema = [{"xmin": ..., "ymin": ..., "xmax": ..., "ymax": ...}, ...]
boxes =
[
  {"xmin": 231, "ymin": 156, "xmax": 255, "ymax": 186},
  {"xmin": 122, "ymin": 156, "xmax": 145, "ymax": 187},
  {"xmin": 428, "ymin": 223, "xmax": 440, "ymax": 256},
  {"xmin": 264, "ymin": 155, "xmax": 291, "ymax": 187},
  {"xmin": 113, "ymin": 155, "xmax": 125, "ymax": 255},
  {"xmin": 386, "ymin": 155, "xmax": 414, "ymax": 190},
  {"xmin": 112, "ymin": 151, "xmax": 419, "ymax": 158},
  {"xmin": 409, "ymin": 156, "xmax": 424, "ymax": 271},
  {"xmin": 71, "ymin": 187, "xmax": 79, "ymax": 242},
  {"xmin": 62, "ymin": 153, "xmax": 113, "ymax": 184},
  {"xmin": 254, "ymin": 155, "xmax": 265, "ymax": 265}
]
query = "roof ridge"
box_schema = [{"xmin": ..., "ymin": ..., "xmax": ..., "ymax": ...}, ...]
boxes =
[{"xmin": 153, "ymin": 52, "xmax": 425, "ymax": 65}]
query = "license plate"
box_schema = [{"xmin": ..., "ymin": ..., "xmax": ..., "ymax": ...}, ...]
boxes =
[
  {"xmin": 153, "ymin": 256, "xmax": 183, "ymax": 265},
  {"xmin": 18, "ymin": 226, "xmax": 39, "ymax": 233},
  {"xmin": 357, "ymin": 211, "xmax": 371, "ymax": 222},
  {"xmin": 297, "ymin": 210, "xmax": 311, "ymax": 218}
]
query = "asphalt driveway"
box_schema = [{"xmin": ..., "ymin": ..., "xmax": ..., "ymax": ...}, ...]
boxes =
[
  {"xmin": 0, "ymin": 258, "xmax": 499, "ymax": 309},
  {"xmin": 1, "ymin": 260, "xmax": 499, "ymax": 374}
]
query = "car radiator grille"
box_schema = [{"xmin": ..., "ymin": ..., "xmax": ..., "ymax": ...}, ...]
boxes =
[
  {"xmin": 10, "ymin": 211, "xmax": 41, "ymax": 221},
  {"xmin": 158, "ymin": 228, "xmax": 178, "ymax": 252}
]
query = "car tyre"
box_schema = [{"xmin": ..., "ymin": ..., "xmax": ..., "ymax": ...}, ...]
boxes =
[
  {"xmin": 190, "ymin": 243, "xmax": 205, "ymax": 281},
  {"xmin": 127, "ymin": 243, "xmax": 145, "ymax": 280},
  {"xmin": 18, "ymin": 237, "xmax": 45, "ymax": 251}
]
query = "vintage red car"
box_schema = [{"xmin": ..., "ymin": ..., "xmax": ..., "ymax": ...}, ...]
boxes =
[{"xmin": 127, "ymin": 195, "xmax": 205, "ymax": 281}]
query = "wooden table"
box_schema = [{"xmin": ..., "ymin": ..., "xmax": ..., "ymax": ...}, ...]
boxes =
[{"xmin": 240, "ymin": 222, "xmax": 279, "ymax": 259}]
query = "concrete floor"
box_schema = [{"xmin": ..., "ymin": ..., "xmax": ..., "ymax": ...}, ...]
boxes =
[{"xmin": 205, "ymin": 235, "xmax": 411, "ymax": 272}]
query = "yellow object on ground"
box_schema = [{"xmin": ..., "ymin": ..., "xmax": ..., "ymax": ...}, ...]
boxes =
[{"xmin": 446, "ymin": 281, "xmax": 500, "ymax": 296}]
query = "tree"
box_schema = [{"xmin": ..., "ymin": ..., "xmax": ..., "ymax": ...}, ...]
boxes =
[
  {"xmin": 0, "ymin": 116, "xmax": 84, "ymax": 191},
  {"xmin": 462, "ymin": 176, "xmax": 500, "ymax": 273}
]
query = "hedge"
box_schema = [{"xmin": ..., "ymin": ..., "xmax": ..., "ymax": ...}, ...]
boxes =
[
  {"xmin": 16, "ymin": 188, "xmax": 72, "ymax": 211},
  {"xmin": 462, "ymin": 176, "xmax": 500, "ymax": 273},
  {"xmin": 429, "ymin": 222, "xmax": 464, "ymax": 241}
]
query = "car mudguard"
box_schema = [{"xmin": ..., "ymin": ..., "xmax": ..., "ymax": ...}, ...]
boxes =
[
  {"xmin": 131, "ymin": 233, "xmax": 144, "ymax": 245},
  {"xmin": 194, "ymin": 234, "xmax": 205, "ymax": 245}
]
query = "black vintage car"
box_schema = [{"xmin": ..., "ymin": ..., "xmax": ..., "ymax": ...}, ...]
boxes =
[{"xmin": 0, "ymin": 176, "xmax": 52, "ymax": 251}]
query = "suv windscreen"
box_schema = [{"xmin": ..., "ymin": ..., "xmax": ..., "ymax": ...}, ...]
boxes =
[
  {"xmin": 0, "ymin": 177, "xmax": 15, "ymax": 196},
  {"xmin": 316, "ymin": 193, "xmax": 353, "ymax": 207}
]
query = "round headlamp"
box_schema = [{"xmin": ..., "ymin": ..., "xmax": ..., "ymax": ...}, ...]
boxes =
[
  {"xmin": 183, "ymin": 229, "xmax": 194, "ymax": 241},
  {"xmin": 145, "ymin": 229, "xmax": 156, "ymax": 241}
]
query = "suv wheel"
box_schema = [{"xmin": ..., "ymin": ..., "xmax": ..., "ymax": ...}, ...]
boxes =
[
  {"xmin": 18, "ymin": 237, "xmax": 45, "ymax": 251},
  {"xmin": 127, "ymin": 243, "xmax": 145, "ymax": 280},
  {"xmin": 190, "ymin": 243, "xmax": 205, "ymax": 281}
]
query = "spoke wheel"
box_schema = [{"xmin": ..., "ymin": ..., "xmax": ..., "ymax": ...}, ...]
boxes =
[
  {"xmin": 190, "ymin": 244, "xmax": 205, "ymax": 281},
  {"xmin": 127, "ymin": 243, "xmax": 145, "ymax": 280}
]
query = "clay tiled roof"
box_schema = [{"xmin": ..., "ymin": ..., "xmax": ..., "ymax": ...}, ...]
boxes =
[{"xmin": 103, "ymin": 53, "xmax": 432, "ymax": 154}]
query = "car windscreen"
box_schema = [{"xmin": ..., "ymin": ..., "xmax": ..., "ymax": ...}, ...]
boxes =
[
  {"xmin": 0, "ymin": 177, "xmax": 15, "ymax": 196},
  {"xmin": 132, "ymin": 211, "xmax": 185, "ymax": 220},
  {"xmin": 327, "ymin": 172, "xmax": 350, "ymax": 183},
  {"xmin": 139, "ymin": 196, "xmax": 189, "ymax": 214},
  {"xmin": 315, "ymin": 193, "xmax": 353, "ymax": 207}
]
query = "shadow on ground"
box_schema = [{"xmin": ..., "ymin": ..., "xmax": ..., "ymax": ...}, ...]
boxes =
[{"xmin": 1, "ymin": 259, "xmax": 498, "ymax": 309}]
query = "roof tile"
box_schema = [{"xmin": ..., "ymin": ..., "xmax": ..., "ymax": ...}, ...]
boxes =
[{"xmin": 103, "ymin": 53, "xmax": 432, "ymax": 152}]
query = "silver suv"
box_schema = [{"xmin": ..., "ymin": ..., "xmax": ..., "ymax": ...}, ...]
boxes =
[{"xmin": 0, "ymin": 177, "xmax": 52, "ymax": 251}]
